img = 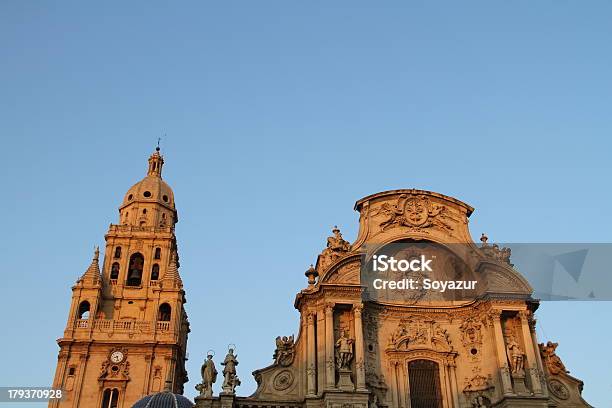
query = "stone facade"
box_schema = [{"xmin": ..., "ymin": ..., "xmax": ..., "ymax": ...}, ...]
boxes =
[
  {"xmin": 50, "ymin": 148, "xmax": 189, "ymax": 408},
  {"xmin": 195, "ymin": 190, "xmax": 592, "ymax": 408}
]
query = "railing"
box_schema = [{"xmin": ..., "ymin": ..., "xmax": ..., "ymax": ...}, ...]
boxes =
[
  {"xmin": 73, "ymin": 319, "xmax": 172, "ymax": 333},
  {"xmin": 108, "ymin": 224, "xmax": 174, "ymax": 234},
  {"xmin": 156, "ymin": 321, "xmax": 170, "ymax": 331},
  {"xmin": 75, "ymin": 319, "xmax": 89, "ymax": 328}
]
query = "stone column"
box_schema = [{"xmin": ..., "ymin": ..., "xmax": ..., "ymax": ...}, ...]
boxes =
[
  {"xmin": 391, "ymin": 361, "xmax": 400, "ymax": 408},
  {"xmin": 306, "ymin": 311, "xmax": 317, "ymax": 397},
  {"xmin": 529, "ymin": 316, "xmax": 548, "ymax": 397},
  {"xmin": 490, "ymin": 311, "xmax": 513, "ymax": 395},
  {"xmin": 447, "ymin": 362, "xmax": 460, "ymax": 408},
  {"xmin": 353, "ymin": 304, "xmax": 367, "ymax": 391},
  {"xmin": 325, "ymin": 303, "xmax": 335, "ymax": 389},
  {"xmin": 519, "ymin": 311, "xmax": 543, "ymax": 395}
]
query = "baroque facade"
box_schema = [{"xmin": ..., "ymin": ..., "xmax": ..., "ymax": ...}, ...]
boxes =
[
  {"xmin": 51, "ymin": 150, "xmax": 591, "ymax": 408},
  {"xmin": 195, "ymin": 190, "xmax": 591, "ymax": 408}
]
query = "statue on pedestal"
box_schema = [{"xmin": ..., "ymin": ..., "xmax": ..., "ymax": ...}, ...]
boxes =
[
  {"xmin": 221, "ymin": 348, "xmax": 241, "ymax": 394},
  {"xmin": 505, "ymin": 336, "xmax": 525, "ymax": 374},
  {"xmin": 335, "ymin": 329, "xmax": 354, "ymax": 370},
  {"xmin": 195, "ymin": 353, "xmax": 217, "ymax": 398}
]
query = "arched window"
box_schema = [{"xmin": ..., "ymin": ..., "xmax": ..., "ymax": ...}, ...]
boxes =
[
  {"xmin": 78, "ymin": 301, "xmax": 90, "ymax": 319},
  {"xmin": 408, "ymin": 359, "xmax": 442, "ymax": 408},
  {"xmin": 158, "ymin": 303, "xmax": 171, "ymax": 321},
  {"xmin": 114, "ymin": 247, "xmax": 121, "ymax": 259},
  {"xmin": 151, "ymin": 264, "xmax": 160, "ymax": 280},
  {"xmin": 101, "ymin": 388, "xmax": 119, "ymax": 408},
  {"xmin": 126, "ymin": 253, "xmax": 144, "ymax": 286},
  {"xmin": 110, "ymin": 262, "xmax": 120, "ymax": 280},
  {"xmin": 154, "ymin": 247, "xmax": 161, "ymax": 259}
]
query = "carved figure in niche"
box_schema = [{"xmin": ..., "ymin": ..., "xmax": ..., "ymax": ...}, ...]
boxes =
[
  {"xmin": 319, "ymin": 226, "xmax": 351, "ymax": 270},
  {"xmin": 505, "ymin": 336, "xmax": 525, "ymax": 374},
  {"xmin": 370, "ymin": 394, "xmax": 379, "ymax": 408},
  {"xmin": 335, "ymin": 329, "xmax": 354, "ymax": 370},
  {"xmin": 273, "ymin": 335, "xmax": 295, "ymax": 367},
  {"xmin": 539, "ymin": 341, "xmax": 568, "ymax": 375},
  {"xmin": 195, "ymin": 353, "xmax": 217, "ymax": 398},
  {"xmin": 221, "ymin": 348, "xmax": 240, "ymax": 394}
]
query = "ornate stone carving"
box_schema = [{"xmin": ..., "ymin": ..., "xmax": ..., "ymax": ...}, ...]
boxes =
[
  {"xmin": 463, "ymin": 367, "xmax": 494, "ymax": 394},
  {"xmin": 376, "ymin": 194, "xmax": 452, "ymax": 231},
  {"xmin": 195, "ymin": 353, "xmax": 217, "ymax": 398},
  {"xmin": 272, "ymin": 370, "xmax": 294, "ymax": 391},
  {"xmin": 388, "ymin": 319, "xmax": 452, "ymax": 352},
  {"xmin": 460, "ymin": 318, "xmax": 483, "ymax": 361},
  {"xmin": 479, "ymin": 234, "xmax": 512, "ymax": 266},
  {"xmin": 99, "ymin": 348, "xmax": 130, "ymax": 381},
  {"xmin": 539, "ymin": 341, "xmax": 569, "ymax": 375},
  {"xmin": 548, "ymin": 379, "xmax": 570, "ymax": 400},
  {"xmin": 273, "ymin": 335, "xmax": 295, "ymax": 367},
  {"xmin": 318, "ymin": 226, "xmax": 351, "ymax": 271}
]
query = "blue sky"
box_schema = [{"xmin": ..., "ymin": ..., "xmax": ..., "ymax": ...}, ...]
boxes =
[{"xmin": 1, "ymin": 1, "xmax": 611, "ymax": 407}]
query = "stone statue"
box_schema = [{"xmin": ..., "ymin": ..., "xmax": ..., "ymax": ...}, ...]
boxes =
[
  {"xmin": 221, "ymin": 348, "xmax": 241, "ymax": 394},
  {"xmin": 505, "ymin": 336, "xmax": 525, "ymax": 374},
  {"xmin": 273, "ymin": 335, "xmax": 295, "ymax": 367},
  {"xmin": 370, "ymin": 394, "xmax": 379, "ymax": 408},
  {"xmin": 319, "ymin": 226, "xmax": 351, "ymax": 270},
  {"xmin": 539, "ymin": 341, "xmax": 568, "ymax": 375},
  {"xmin": 335, "ymin": 329, "xmax": 354, "ymax": 370},
  {"xmin": 195, "ymin": 353, "xmax": 217, "ymax": 398}
]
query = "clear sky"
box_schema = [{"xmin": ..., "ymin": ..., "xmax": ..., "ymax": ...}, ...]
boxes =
[{"xmin": 1, "ymin": 1, "xmax": 611, "ymax": 407}]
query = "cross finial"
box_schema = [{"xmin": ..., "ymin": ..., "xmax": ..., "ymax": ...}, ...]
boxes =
[{"xmin": 156, "ymin": 136, "xmax": 161, "ymax": 152}]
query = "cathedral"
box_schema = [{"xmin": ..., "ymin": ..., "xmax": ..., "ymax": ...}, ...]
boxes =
[{"xmin": 51, "ymin": 149, "xmax": 591, "ymax": 408}]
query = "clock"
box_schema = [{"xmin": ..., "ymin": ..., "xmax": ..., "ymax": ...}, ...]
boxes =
[{"xmin": 110, "ymin": 351, "xmax": 124, "ymax": 364}]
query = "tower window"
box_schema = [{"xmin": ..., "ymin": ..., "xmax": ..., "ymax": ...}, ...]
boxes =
[
  {"xmin": 158, "ymin": 303, "xmax": 171, "ymax": 321},
  {"xmin": 114, "ymin": 247, "xmax": 121, "ymax": 258},
  {"xmin": 143, "ymin": 191, "xmax": 152, "ymax": 198},
  {"xmin": 154, "ymin": 247, "xmax": 161, "ymax": 259},
  {"xmin": 162, "ymin": 195, "xmax": 169, "ymax": 202},
  {"xmin": 142, "ymin": 209, "xmax": 147, "ymax": 214},
  {"xmin": 151, "ymin": 264, "xmax": 160, "ymax": 280},
  {"xmin": 110, "ymin": 263, "xmax": 120, "ymax": 280},
  {"xmin": 78, "ymin": 301, "xmax": 90, "ymax": 320},
  {"xmin": 68, "ymin": 367, "xmax": 76, "ymax": 376},
  {"xmin": 127, "ymin": 194, "xmax": 133, "ymax": 201},
  {"xmin": 126, "ymin": 253, "xmax": 144, "ymax": 286},
  {"xmin": 101, "ymin": 388, "xmax": 119, "ymax": 408}
]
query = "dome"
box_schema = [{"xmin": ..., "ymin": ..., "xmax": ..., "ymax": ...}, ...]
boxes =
[
  {"xmin": 131, "ymin": 391, "xmax": 194, "ymax": 408},
  {"xmin": 121, "ymin": 175, "xmax": 175, "ymax": 210},
  {"xmin": 120, "ymin": 149, "xmax": 176, "ymax": 210}
]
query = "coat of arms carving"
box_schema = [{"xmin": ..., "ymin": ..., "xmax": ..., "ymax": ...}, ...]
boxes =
[{"xmin": 377, "ymin": 194, "xmax": 453, "ymax": 232}]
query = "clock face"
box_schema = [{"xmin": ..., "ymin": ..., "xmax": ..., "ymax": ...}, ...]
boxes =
[{"xmin": 110, "ymin": 351, "xmax": 124, "ymax": 364}]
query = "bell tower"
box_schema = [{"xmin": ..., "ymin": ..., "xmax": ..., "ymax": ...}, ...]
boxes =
[{"xmin": 50, "ymin": 147, "xmax": 190, "ymax": 408}]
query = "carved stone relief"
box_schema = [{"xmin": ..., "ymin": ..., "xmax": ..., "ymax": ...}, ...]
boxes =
[
  {"xmin": 374, "ymin": 194, "xmax": 454, "ymax": 232},
  {"xmin": 388, "ymin": 319, "xmax": 452, "ymax": 352}
]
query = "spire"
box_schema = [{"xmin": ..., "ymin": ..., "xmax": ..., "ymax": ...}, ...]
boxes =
[
  {"xmin": 162, "ymin": 250, "xmax": 182, "ymax": 288},
  {"xmin": 147, "ymin": 145, "xmax": 164, "ymax": 177},
  {"xmin": 78, "ymin": 246, "xmax": 102, "ymax": 285}
]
